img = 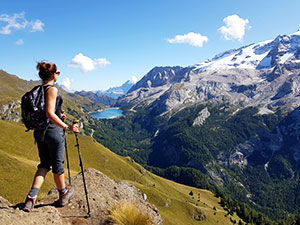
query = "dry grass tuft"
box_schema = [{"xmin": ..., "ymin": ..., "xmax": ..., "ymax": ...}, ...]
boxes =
[{"xmin": 109, "ymin": 202, "xmax": 153, "ymax": 225}]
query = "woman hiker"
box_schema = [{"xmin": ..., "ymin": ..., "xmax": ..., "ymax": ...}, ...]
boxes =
[{"xmin": 24, "ymin": 62, "xmax": 79, "ymax": 212}]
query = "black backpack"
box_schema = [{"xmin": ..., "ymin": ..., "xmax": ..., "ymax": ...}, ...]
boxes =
[{"xmin": 21, "ymin": 84, "xmax": 53, "ymax": 131}]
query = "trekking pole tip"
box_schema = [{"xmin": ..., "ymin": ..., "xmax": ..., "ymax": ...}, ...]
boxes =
[{"xmin": 84, "ymin": 211, "xmax": 91, "ymax": 218}]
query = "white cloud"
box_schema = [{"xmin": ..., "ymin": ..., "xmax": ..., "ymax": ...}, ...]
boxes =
[
  {"xmin": 167, "ymin": 32, "xmax": 208, "ymax": 47},
  {"xmin": 68, "ymin": 53, "xmax": 111, "ymax": 73},
  {"xmin": 218, "ymin": 14, "xmax": 250, "ymax": 41},
  {"xmin": 30, "ymin": 20, "xmax": 44, "ymax": 32},
  {"xmin": 0, "ymin": 12, "xmax": 44, "ymax": 35},
  {"xmin": 61, "ymin": 77, "xmax": 71, "ymax": 90},
  {"xmin": 15, "ymin": 39, "xmax": 24, "ymax": 45}
]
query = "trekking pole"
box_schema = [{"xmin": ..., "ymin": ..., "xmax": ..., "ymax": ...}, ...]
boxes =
[
  {"xmin": 64, "ymin": 135, "xmax": 71, "ymax": 186},
  {"xmin": 73, "ymin": 120, "xmax": 91, "ymax": 217},
  {"xmin": 62, "ymin": 110, "xmax": 71, "ymax": 186}
]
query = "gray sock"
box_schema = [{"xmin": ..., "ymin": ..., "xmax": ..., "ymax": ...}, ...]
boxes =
[
  {"xmin": 58, "ymin": 187, "xmax": 67, "ymax": 196},
  {"xmin": 28, "ymin": 187, "xmax": 39, "ymax": 198}
]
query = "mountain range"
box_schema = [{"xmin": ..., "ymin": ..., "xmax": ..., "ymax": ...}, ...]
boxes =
[
  {"xmin": 97, "ymin": 76, "xmax": 138, "ymax": 99},
  {"xmin": 74, "ymin": 90, "xmax": 117, "ymax": 106},
  {"xmin": 2, "ymin": 29, "xmax": 300, "ymax": 223},
  {"xmin": 104, "ymin": 30, "xmax": 300, "ymax": 219},
  {"xmin": 75, "ymin": 76, "xmax": 138, "ymax": 106},
  {"xmin": 118, "ymin": 30, "xmax": 300, "ymax": 116}
]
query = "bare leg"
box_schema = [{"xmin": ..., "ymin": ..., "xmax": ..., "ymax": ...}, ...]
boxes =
[
  {"xmin": 24, "ymin": 168, "xmax": 49, "ymax": 211},
  {"xmin": 32, "ymin": 168, "xmax": 49, "ymax": 189},
  {"xmin": 54, "ymin": 173, "xmax": 65, "ymax": 190}
]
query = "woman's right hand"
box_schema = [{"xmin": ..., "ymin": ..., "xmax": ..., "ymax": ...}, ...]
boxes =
[{"xmin": 69, "ymin": 123, "xmax": 79, "ymax": 133}]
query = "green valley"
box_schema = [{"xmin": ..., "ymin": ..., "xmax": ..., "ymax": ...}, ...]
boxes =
[{"xmin": 0, "ymin": 119, "xmax": 242, "ymax": 225}]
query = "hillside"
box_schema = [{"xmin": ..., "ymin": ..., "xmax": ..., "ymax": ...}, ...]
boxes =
[
  {"xmin": 75, "ymin": 90, "xmax": 117, "ymax": 106},
  {"xmin": 90, "ymin": 30, "xmax": 300, "ymax": 221},
  {"xmin": 0, "ymin": 119, "xmax": 242, "ymax": 225},
  {"xmin": 0, "ymin": 69, "xmax": 103, "ymax": 136}
]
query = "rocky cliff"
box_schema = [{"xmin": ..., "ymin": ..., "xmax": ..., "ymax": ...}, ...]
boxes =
[{"xmin": 0, "ymin": 168, "xmax": 162, "ymax": 225}]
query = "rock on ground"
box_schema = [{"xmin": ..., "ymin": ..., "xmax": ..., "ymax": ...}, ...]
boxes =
[{"xmin": 0, "ymin": 168, "xmax": 163, "ymax": 225}]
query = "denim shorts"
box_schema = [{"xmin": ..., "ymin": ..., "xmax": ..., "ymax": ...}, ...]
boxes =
[{"xmin": 34, "ymin": 123, "xmax": 65, "ymax": 174}]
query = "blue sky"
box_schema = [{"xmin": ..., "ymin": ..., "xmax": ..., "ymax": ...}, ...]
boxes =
[{"xmin": 0, "ymin": 0, "xmax": 299, "ymax": 91}]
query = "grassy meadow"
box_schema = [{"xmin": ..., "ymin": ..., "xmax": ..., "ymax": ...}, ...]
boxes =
[{"xmin": 0, "ymin": 119, "xmax": 242, "ymax": 224}]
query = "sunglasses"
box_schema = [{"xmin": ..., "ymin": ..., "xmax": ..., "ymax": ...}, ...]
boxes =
[{"xmin": 55, "ymin": 71, "xmax": 60, "ymax": 75}]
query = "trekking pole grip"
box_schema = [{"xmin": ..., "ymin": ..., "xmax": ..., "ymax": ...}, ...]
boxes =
[
  {"xmin": 72, "ymin": 119, "xmax": 79, "ymax": 146},
  {"xmin": 72, "ymin": 119, "xmax": 79, "ymax": 128},
  {"xmin": 72, "ymin": 119, "xmax": 80, "ymax": 135}
]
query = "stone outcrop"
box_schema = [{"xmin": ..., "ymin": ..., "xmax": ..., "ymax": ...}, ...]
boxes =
[
  {"xmin": 0, "ymin": 101, "xmax": 21, "ymax": 122},
  {"xmin": 0, "ymin": 168, "xmax": 163, "ymax": 225},
  {"xmin": 193, "ymin": 107, "xmax": 210, "ymax": 126}
]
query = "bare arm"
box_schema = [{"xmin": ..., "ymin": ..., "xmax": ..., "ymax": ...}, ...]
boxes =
[
  {"xmin": 45, "ymin": 86, "xmax": 78, "ymax": 132},
  {"xmin": 46, "ymin": 86, "xmax": 67, "ymax": 129}
]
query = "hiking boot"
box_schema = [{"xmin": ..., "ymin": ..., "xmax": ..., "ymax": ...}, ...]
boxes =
[
  {"xmin": 58, "ymin": 188, "xmax": 74, "ymax": 206},
  {"xmin": 23, "ymin": 195, "xmax": 37, "ymax": 212}
]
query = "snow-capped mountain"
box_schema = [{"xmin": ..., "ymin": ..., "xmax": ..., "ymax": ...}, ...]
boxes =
[
  {"xmin": 194, "ymin": 30, "xmax": 300, "ymax": 71},
  {"xmin": 117, "ymin": 30, "xmax": 300, "ymax": 115},
  {"xmin": 97, "ymin": 76, "xmax": 138, "ymax": 99}
]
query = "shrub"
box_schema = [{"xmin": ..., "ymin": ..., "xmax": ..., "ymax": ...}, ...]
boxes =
[{"xmin": 109, "ymin": 202, "xmax": 153, "ymax": 225}]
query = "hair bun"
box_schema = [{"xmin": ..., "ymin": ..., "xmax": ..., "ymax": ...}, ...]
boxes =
[
  {"xmin": 36, "ymin": 62, "xmax": 46, "ymax": 71},
  {"xmin": 36, "ymin": 61, "xmax": 57, "ymax": 82},
  {"xmin": 45, "ymin": 63, "xmax": 51, "ymax": 69}
]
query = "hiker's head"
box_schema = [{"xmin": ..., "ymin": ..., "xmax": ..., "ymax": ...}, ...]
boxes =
[{"xmin": 36, "ymin": 62, "xmax": 59, "ymax": 82}]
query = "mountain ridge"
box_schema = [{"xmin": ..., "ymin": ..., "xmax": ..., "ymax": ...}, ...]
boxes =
[
  {"xmin": 97, "ymin": 76, "xmax": 138, "ymax": 99},
  {"xmin": 117, "ymin": 30, "xmax": 300, "ymax": 116},
  {"xmin": 74, "ymin": 90, "xmax": 117, "ymax": 106},
  {"xmin": 99, "ymin": 30, "xmax": 300, "ymax": 220}
]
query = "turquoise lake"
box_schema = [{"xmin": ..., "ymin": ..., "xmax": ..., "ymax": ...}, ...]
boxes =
[{"xmin": 90, "ymin": 108, "xmax": 124, "ymax": 119}]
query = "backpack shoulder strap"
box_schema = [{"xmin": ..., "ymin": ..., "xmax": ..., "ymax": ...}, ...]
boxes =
[{"xmin": 43, "ymin": 84, "xmax": 55, "ymax": 93}]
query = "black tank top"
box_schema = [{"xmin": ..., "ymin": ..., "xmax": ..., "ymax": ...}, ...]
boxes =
[
  {"xmin": 55, "ymin": 95, "xmax": 63, "ymax": 119},
  {"xmin": 44, "ymin": 85, "xmax": 63, "ymax": 119}
]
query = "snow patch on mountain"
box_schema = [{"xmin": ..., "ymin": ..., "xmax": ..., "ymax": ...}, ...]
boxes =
[
  {"xmin": 280, "ymin": 53, "xmax": 294, "ymax": 64},
  {"xmin": 194, "ymin": 40, "xmax": 273, "ymax": 71}
]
